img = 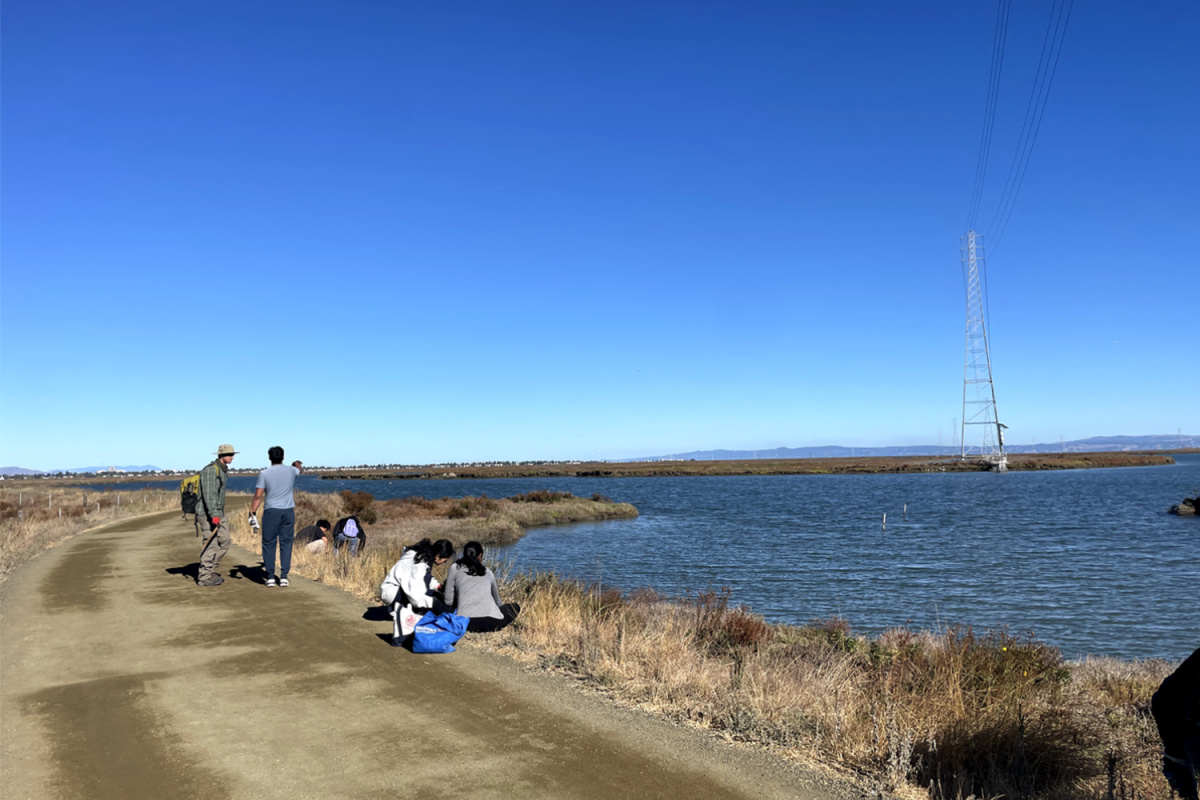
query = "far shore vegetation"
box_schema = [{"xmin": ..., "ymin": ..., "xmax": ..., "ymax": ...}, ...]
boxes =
[
  {"xmin": 223, "ymin": 489, "xmax": 1177, "ymax": 800},
  {"xmin": 314, "ymin": 450, "xmax": 1177, "ymax": 480},
  {"xmin": 3, "ymin": 449, "xmax": 1185, "ymax": 488}
]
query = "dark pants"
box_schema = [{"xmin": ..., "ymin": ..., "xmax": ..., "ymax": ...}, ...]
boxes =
[
  {"xmin": 261, "ymin": 508, "xmax": 296, "ymax": 580},
  {"xmin": 467, "ymin": 603, "xmax": 521, "ymax": 633}
]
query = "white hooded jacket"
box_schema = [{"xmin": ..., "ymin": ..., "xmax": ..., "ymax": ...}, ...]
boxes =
[{"xmin": 380, "ymin": 548, "xmax": 441, "ymax": 610}]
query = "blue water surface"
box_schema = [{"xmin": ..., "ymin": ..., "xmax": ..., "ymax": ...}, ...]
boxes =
[{"xmin": 89, "ymin": 455, "xmax": 1200, "ymax": 660}]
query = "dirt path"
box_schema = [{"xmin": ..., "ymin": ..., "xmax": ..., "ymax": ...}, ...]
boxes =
[{"xmin": 1, "ymin": 507, "xmax": 863, "ymax": 800}]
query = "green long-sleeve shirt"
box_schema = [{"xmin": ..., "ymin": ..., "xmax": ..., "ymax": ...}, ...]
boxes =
[{"xmin": 197, "ymin": 459, "xmax": 227, "ymax": 519}]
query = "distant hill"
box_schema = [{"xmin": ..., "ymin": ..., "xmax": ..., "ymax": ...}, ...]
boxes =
[
  {"xmin": 624, "ymin": 434, "xmax": 1198, "ymax": 462},
  {"xmin": 0, "ymin": 465, "xmax": 162, "ymax": 475}
]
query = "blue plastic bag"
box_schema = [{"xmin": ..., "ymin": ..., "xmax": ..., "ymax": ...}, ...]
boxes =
[{"xmin": 411, "ymin": 612, "xmax": 469, "ymax": 654}]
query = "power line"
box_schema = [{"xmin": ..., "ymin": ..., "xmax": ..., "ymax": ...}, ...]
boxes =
[
  {"xmin": 965, "ymin": 0, "xmax": 1011, "ymax": 232},
  {"xmin": 986, "ymin": 0, "xmax": 1075, "ymax": 254}
]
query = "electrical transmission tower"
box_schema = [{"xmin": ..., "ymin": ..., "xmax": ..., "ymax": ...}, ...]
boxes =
[{"xmin": 960, "ymin": 230, "xmax": 1007, "ymax": 471}]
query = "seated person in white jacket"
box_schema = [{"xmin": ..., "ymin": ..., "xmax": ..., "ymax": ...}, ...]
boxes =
[{"xmin": 380, "ymin": 538, "xmax": 454, "ymax": 646}]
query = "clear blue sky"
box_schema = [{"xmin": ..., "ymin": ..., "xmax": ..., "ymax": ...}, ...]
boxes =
[{"xmin": 2, "ymin": 0, "xmax": 1197, "ymax": 470}]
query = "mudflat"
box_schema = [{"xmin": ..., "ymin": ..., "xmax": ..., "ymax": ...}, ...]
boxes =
[{"xmin": 0, "ymin": 507, "xmax": 861, "ymax": 800}]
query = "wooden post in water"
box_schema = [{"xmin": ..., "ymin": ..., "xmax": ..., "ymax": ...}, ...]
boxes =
[
  {"xmin": 882, "ymin": 512, "xmax": 887, "ymax": 531},
  {"xmin": 903, "ymin": 503, "xmax": 907, "ymax": 520}
]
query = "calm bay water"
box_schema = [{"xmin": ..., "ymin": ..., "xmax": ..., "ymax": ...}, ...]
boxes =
[{"xmin": 96, "ymin": 455, "xmax": 1200, "ymax": 660}]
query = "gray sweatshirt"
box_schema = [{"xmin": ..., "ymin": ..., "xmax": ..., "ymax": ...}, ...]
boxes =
[{"xmin": 443, "ymin": 563, "xmax": 503, "ymax": 620}]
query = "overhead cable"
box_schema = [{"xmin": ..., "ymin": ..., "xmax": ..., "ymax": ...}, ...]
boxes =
[
  {"xmin": 965, "ymin": 0, "xmax": 1011, "ymax": 232},
  {"xmin": 986, "ymin": 0, "xmax": 1075, "ymax": 254}
]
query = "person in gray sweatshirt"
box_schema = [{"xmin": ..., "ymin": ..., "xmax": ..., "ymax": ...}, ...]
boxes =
[{"xmin": 442, "ymin": 541, "xmax": 520, "ymax": 633}]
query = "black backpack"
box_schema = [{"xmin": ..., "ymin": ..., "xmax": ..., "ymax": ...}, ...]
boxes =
[{"xmin": 180, "ymin": 474, "xmax": 201, "ymax": 517}]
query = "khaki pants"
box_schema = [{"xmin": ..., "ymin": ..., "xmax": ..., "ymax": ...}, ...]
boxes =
[
  {"xmin": 197, "ymin": 516, "xmax": 231, "ymax": 580},
  {"xmin": 305, "ymin": 538, "xmax": 327, "ymax": 554}
]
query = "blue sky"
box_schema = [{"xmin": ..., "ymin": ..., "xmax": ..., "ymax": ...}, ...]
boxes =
[{"xmin": 2, "ymin": 0, "xmax": 1197, "ymax": 470}]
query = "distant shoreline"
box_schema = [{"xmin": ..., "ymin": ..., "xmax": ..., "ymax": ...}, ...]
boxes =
[
  {"xmin": 316, "ymin": 450, "xmax": 1179, "ymax": 480},
  {"xmin": 6, "ymin": 449, "xmax": 1188, "ymax": 487}
]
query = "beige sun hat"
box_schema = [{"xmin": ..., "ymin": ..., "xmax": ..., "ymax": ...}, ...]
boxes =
[{"xmin": 215, "ymin": 444, "xmax": 239, "ymax": 456}]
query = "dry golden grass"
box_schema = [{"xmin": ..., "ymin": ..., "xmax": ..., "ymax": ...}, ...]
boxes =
[
  {"xmin": 226, "ymin": 488, "xmax": 1175, "ymax": 800},
  {"xmin": 0, "ymin": 486, "xmax": 181, "ymax": 582},
  {"xmin": 476, "ymin": 580, "xmax": 1176, "ymax": 800}
]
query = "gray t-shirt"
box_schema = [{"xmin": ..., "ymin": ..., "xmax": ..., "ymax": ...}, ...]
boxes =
[
  {"xmin": 443, "ymin": 563, "xmax": 503, "ymax": 620},
  {"xmin": 256, "ymin": 464, "xmax": 300, "ymax": 510}
]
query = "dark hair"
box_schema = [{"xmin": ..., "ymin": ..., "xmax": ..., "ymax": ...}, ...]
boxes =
[
  {"xmin": 408, "ymin": 538, "xmax": 455, "ymax": 565},
  {"xmin": 316, "ymin": 519, "xmax": 331, "ymax": 530},
  {"xmin": 268, "ymin": 446, "xmax": 284, "ymax": 465},
  {"xmin": 456, "ymin": 541, "xmax": 487, "ymax": 577}
]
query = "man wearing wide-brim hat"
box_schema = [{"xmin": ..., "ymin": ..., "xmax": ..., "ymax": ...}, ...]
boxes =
[{"xmin": 196, "ymin": 444, "xmax": 237, "ymax": 587}]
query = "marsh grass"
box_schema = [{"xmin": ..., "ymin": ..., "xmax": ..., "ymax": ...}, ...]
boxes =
[
  {"xmin": 228, "ymin": 489, "xmax": 1174, "ymax": 800},
  {"xmin": 0, "ymin": 487, "xmax": 180, "ymax": 581},
  {"xmin": 481, "ymin": 579, "xmax": 1174, "ymax": 800}
]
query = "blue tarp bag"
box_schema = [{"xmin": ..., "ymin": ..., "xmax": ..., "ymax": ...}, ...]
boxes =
[{"xmin": 411, "ymin": 612, "xmax": 469, "ymax": 654}]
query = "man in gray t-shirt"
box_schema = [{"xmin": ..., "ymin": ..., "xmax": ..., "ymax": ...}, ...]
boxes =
[{"xmin": 249, "ymin": 446, "xmax": 302, "ymax": 587}]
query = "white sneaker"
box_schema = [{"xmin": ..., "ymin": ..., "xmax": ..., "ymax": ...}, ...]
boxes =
[
  {"xmin": 279, "ymin": 577, "xmax": 289, "ymax": 587},
  {"xmin": 265, "ymin": 577, "xmax": 277, "ymax": 588}
]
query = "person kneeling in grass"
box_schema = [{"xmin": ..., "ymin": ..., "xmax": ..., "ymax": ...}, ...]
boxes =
[
  {"xmin": 331, "ymin": 514, "xmax": 367, "ymax": 556},
  {"xmin": 297, "ymin": 519, "xmax": 332, "ymax": 554},
  {"xmin": 443, "ymin": 541, "xmax": 520, "ymax": 633}
]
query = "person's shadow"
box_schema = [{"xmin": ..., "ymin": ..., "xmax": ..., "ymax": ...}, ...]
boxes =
[
  {"xmin": 165, "ymin": 563, "xmax": 200, "ymax": 580},
  {"xmin": 375, "ymin": 632, "xmax": 411, "ymax": 650},
  {"xmin": 228, "ymin": 564, "xmax": 273, "ymax": 584},
  {"xmin": 362, "ymin": 605, "xmax": 392, "ymax": 622}
]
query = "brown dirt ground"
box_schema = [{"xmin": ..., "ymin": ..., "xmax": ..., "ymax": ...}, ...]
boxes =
[{"xmin": 0, "ymin": 503, "xmax": 870, "ymax": 800}]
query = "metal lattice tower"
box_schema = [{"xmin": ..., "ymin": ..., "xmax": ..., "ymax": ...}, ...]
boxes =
[{"xmin": 960, "ymin": 230, "xmax": 1007, "ymax": 471}]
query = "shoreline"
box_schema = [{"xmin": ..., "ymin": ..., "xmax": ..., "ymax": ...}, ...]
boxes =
[
  {"xmin": 315, "ymin": 450, "xmax": 1179, "ymax": 480},
  {"xmin": 4, "ymin": 449, "xmax": 1189, "ymax": 488},
  {"xmin": 220, "ymin": 495, "xmax": 1177, "ymax": 800}
]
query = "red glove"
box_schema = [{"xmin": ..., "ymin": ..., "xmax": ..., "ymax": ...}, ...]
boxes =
[{"xmin": 211, "ymin": 516, "xmax": 221, "ymax": 526}]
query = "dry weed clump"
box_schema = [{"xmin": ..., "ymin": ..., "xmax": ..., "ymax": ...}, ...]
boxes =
[{"xmin": 0, "ymin": 487, "xmax": 180, "ymax": 582}]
